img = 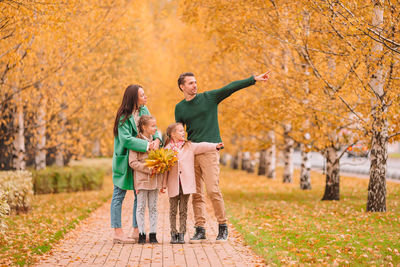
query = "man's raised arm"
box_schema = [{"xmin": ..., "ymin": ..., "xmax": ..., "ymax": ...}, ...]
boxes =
[{"xmin": 205, "ymin": 71, "xmax": 270, "ymax": 104}]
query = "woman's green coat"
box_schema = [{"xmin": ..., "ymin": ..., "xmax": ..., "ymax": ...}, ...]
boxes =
[{"xmin": 112, "ymin": 105, "xmax": 162, "ymax": 190}]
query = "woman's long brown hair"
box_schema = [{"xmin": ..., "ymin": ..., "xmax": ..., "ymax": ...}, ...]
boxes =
[{"xmin": 113, "ymin": 84, "xmax": 142, "ymax": 137}]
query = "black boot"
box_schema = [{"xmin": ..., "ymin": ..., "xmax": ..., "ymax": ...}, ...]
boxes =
[
  {"xmin": 138, "ymin": 233, "xmax": 146, "ymax": 244},
  {"xmin": 216, "ymin": 224, "xmax": 228, "ymax": 243},
  {"xmin": 149, "ymin": 232, "xmax": 158, "ymax": 244},
  {"xmin": 170, "ymin": 232, "xmax": 179, "ymax": 244},
  {"xmin": 189, "ymin": 226, "xmax": 206, "ymax": 244},
  {"xmin": 177, "ymin": 233, "xmax": 185, "ymax": 244}
]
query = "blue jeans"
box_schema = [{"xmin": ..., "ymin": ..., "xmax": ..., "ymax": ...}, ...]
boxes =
[{"xmin": 110, "ymin": 185, "xmax": 138, "ymax": 228}]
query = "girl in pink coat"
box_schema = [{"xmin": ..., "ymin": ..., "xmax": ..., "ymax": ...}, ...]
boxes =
[{"xmin": 162, "ymin": 122, "xmax": 223, "ymax": 244}]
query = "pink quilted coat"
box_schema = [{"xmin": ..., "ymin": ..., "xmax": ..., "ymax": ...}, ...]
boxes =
[{"xmin": 164, "ymin": 141, "xmax": 217, "ymax": 198}]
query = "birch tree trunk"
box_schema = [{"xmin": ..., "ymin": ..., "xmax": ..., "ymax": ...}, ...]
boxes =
[
  {"xmin": 299, "ymin": 11, "xmax": 311, "ymax": 189},
  {"xmin": 35, "ymin": 92, "xmax": 46, "ymax": 170},
  {"xmin": 265, "ymin": 131, "xmax": 276, "ymax": 179},
  {"xmin": 219, "ymin": 153, "xmax": 229, "ymax": 166},
  {"xmin": 92, "ymin": 138, "xmax": 101, "ymax": 157},
  {"xmin": 281, "ymin": 41, "xmax": 293, "ymax": 183},
  {"xmin": 241, "ymin": 151, "xmax": 250, "ymax": 171},
  {"xmin": 300, "ymin": 134, "xmax": 311, "ymax": 189},
  {"xmin": 367, "ymin": 1, "xmax": 387, "ymax": 212},
  {"xmin": 12, "ymin": 106, "xmax": 26, "ymax": 170},
  {"xmin": 368, "ymin": 115, "xmax": 388, "ymax": 211},
  {"xmin": 55, "ymin": 106, "xmax": 66, "ymax": 167},
  {"xmin": 247, "ymin": 153, "xmax": 255, "ymax": 173},
  {"xmin": 12, "ymin": 87, "xmax": 26, "ymax": 170},
  {"xmin": 283, "ymin": 124, "xmax": 294, "ymax": 183},
  {"xmin": 231, "ymin": 152, "xmax": 239, "ymax": 170},
  {"xmin": 322, "ymin": 146, "xmax": 340, "ymax": 200},
  {"xmin": 258, "ymin": 149, "xmax": 267, "ymax": 175}
]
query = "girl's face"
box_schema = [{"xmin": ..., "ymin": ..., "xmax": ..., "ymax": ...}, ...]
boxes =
[
  {"xmin": 171, "ymin": 124, "xmax": 185, "ymax": 142},
  {"xmin": 137, "ymin": 88, "xmax": 147, "ymax": 106},
  {"xmin": 142, "ymin": 119, "xmax": 157, "ymax": 136}
]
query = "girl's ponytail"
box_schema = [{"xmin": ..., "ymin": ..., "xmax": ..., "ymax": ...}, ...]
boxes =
[{"xmin": 164, "ymin": 135, "xmax": 171, "ymax": 147}]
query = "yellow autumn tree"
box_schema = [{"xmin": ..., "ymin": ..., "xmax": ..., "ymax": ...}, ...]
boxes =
[{"xmin": 177, "ymin": 0, "xmax": 400, "ymax": 210}]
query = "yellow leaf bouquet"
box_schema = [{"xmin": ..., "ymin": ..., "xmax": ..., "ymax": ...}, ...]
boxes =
[{"xmin": 145, "ymin": 148, "xmax": 178, "ymax": 176}]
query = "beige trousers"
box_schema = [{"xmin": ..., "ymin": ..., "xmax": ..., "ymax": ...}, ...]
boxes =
[{"xmin": 192, "ymin": 151, "xmax": 226, "ymax": 227}]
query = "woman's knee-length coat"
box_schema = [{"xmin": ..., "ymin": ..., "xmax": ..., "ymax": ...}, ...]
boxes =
[{"xmin": 112, "ymin": 105, "xmax": 161, "ymax": 190}]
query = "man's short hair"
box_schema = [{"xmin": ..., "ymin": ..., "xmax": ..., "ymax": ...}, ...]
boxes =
[{"xmin": 177, "ymin": 72, "xmax": 195, "ymax": 91}]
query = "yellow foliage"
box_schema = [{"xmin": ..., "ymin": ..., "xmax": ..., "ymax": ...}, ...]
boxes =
[
  {"xmin": 145, "ymin": 148, "xmax": 178, "ymax": 175},
  {"xmin": 1, "ymin": 0, "xmax": 399, "ymax": 168}
]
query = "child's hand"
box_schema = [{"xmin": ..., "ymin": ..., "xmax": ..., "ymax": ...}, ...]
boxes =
[
  {"xmin": 148, "ymin": 167, "xmax": 156, "ymax": 176},
  {"xmin": 150, "ymin": 168, "xmax": 158, "ymax": 176},
  {"xmin": 216, "ymin": 143, "xmax": 224, "ymax": 150},
  {"xmin": 160, "ymin": 187, "xmax": 166, "ymax": 194}
]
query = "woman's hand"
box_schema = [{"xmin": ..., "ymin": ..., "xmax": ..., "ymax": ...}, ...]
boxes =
[
  {"xmin": 216, "ymin": 143, "xmax": 224, "ymax": 150},
  {"xmin": 254, "ymin": 71, "xmax": 271, "ymax": 82},
  {"xmin": 148, "ymin": 140, "xmax": 158, "ymax": 151},
  {"xmin": 153, "ymin": 139, "xmax": 161, "ymax": 148}
]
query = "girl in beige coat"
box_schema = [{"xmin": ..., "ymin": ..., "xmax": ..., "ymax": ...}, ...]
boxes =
[
  {"xmin": 129, "ymin": 115, "xmax": 164, "ymax": 244},
  {"xmin": 163, "ymin": 123, "xmax": 223, "ymax": 244}
]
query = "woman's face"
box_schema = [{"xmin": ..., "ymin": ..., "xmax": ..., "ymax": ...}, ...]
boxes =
[
  {"xmin": 137, "ymin": 88, "xmax": 147, "ymax": 106},
  {"xmin": 171, "ymin": 124, "xmax": 185, "ymax": 142}
]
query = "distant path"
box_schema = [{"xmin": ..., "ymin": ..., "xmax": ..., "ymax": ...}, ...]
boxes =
[{"xmin": 35, "ymin": 191, "xmax": 265, "ymax": 266}]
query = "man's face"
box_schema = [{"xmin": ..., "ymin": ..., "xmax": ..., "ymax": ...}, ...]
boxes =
[{"xmin": 180, "ymin": 76, "xmax": 197, "ymax": 96}]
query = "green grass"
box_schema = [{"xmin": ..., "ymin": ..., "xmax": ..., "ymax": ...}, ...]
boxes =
[
  {"xmin": 220, "ymin": 167, "xmax": 400, "ymax": 266},
  {"xmin": 0, "ymin": 158, "xmax": 113, "ymax": 266}
]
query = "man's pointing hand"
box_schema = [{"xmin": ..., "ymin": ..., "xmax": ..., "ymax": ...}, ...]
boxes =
[{"xmin": 254, "ymin": 71, "xmax": 271, "ymax": 82}]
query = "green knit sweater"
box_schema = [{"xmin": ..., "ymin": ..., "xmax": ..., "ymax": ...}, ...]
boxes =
[{"xmin": 174, "ymin": 76, "xmax": 256, "ymax": 143}]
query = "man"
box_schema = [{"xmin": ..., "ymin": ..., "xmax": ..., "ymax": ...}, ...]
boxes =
[{"xmin": 175, "ymin": 71, "xmax": 270, "ymax": 243}]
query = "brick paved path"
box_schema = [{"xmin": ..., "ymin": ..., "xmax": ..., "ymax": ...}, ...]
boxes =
[{"xmin": 35, "ymin": 192, "xmax": 265, "ymax": 266}]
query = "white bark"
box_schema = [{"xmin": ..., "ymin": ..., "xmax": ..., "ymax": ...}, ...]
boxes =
[
  {"xmin": 92, "ymin": 138, "xmax": 101, "ymax": 157},
  {"xmin": 35, "ymin": 93, "xmax": 46, "ymax": 170},
  {"xmin": 55, "ymin": 108, "xmax": 66, "ymax": 167},
  {"xmin": 322, "ymin": 146, "xmax": 340, "ymax": 200},
  {"xmin": 281, "ymin": 41, "xmax": 293, "ymax": 183},
  {"xmin": 12, "ymin": 106, "xmax": 26, "ymax": 170},
  {"xmin": 367, "ymin": 1, "xmax": 387, "ymax": 212},
  {"xmin": 265, "ymin": 131, "xmax": 276, "ymax": 179},
  {"xmin": 283, "ymin": 124, "xmax": 294, "ymax": 183},
  {"xmin": 299, "ymin": 11, "xmax": 312, "ymax": 189},
  {"xmin": 247, "ymin": 153, "xmax": 255, "ymax": 173},
  {"xmin": 231, "ymin": 151, "xmax": 240, "ymax": 169},
  {"xmin": 241, "ymin": 151, "xmax": 251, "ymax": 171},
  {"xmin": 12, "ymin": 87, "xmax": 26, "ymax": 170},
  {"xmin": 300, "ymin": 134, "xmax": 311, "ymax": 189},
  {"xmin": 220, "ymin": 153, "xmax": 230, "ymax": 166}
]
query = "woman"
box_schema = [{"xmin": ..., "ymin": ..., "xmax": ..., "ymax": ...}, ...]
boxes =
[{"xmin": 111, "ymin": 84, "xmax": 161, "ymax": 244}]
